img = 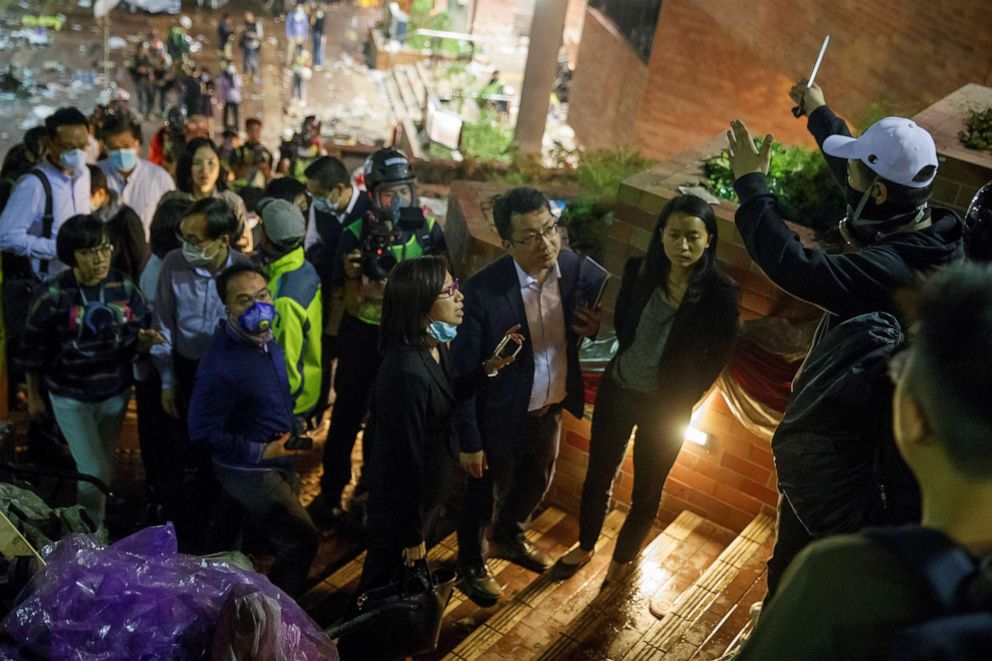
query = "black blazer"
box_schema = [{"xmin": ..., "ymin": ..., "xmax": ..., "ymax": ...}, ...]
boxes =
[
  {"xmin": 305, "ymin": 188, "xmax": 373, "ymax": 287},
  {"xmin": 451, "ymin": 251, "xmax": 585, "ymax": 459},
  {"xmin": 366, "ymin": 344, "xmax": 486, "ymax": 548},
  {"xmin": 612, "ymin": 257, "xmax": 740, "ymax": 410}
]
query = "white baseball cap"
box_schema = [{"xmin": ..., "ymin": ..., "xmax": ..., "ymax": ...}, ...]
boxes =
[{"xmin": 823, "ymin": 117, "xmax": 938, "ymax": 188}]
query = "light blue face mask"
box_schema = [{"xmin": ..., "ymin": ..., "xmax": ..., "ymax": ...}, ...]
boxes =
[
  {"xmin": 108, "ymin": 148, "xmax": 138, "ymax": 173},
  {"xmin": 59, "ymin": 148, "xmax": 86, "ymax": 173},
  {"xmin": 427, "ymin": 320, "xmax": 458, "ymax": 344}
]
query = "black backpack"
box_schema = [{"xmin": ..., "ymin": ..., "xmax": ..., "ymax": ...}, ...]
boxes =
[
  {"xmin": 772, "ymin": 311, "xmax": 921, "ymax": 537},
  {"xmin": 864, "ymin": 526, "xmax": 992, "ymax": 660}
]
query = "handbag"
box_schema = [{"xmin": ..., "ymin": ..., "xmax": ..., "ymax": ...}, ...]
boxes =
[
  {"xmin": 329, "ymin": 560, "xmax": 456, "ymax": 660},
  {"xmin": 2, "ymin": 170, "xmax": 54, "ymax": 341}
]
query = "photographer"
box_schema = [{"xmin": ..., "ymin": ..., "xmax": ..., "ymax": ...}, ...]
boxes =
[
  {"xmin": 187, "ymin": 262, "xmax": 318, "ymax": 598},
  {"xmin": 308, "ymin": 148, "xmax": 447, "ymax": 526}
]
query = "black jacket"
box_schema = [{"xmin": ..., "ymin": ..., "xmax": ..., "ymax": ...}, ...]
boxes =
[
  {"xmin": 733, "ymin": 105, "xmax": 963, "ymax": 329},
  {"xmin": 305, "ymin": 189, "xmax": 373, "ymax": 287},
  {"xmin": 612, "ymin": 257, "xmax": 739, "ymax": 409},
  {"xmin": 366, "ymin": 344, "xmax": 486, "ymax": 548},
  {"xmin": 452, "ymin": 251, "xmax": 585, "ymax": 458}
]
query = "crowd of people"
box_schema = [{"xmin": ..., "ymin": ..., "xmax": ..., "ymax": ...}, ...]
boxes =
[{"xmin": 2, "ymin": 4, "xmax": 992, "ymax": 658}]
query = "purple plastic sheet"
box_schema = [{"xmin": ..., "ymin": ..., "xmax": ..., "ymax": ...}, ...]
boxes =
[{"xmin": 2, "ymin": 524, "xmax": 337, "ymax": 660}]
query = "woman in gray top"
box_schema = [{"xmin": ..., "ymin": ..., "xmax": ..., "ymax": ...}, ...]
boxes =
[{"xmin": 554, "ymin": 194, "xmax": 740, "ymax": 583}]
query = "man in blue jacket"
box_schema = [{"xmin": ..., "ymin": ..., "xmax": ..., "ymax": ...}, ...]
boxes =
[{"xmin": 187, "ymin": 262, "xmax": 318, "ymax": 597}]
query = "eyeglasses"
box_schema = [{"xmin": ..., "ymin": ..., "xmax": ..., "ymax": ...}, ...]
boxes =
[
  {"xmin": 177, "ymin": 232, "xmax": 214, "ymax": 248},
  {"xmin": 438, "ymin": 278, "xmax": 460, "ymax": 298},
  {"xmin": 76, "ymin": 244, "xmax": 113, "ymax": 260},
  {"xmin": 512, "ymin": 221, "xmax": 560, "ymax": 248},
  {"xmin": 232, "ymin": 288, "xmax": 273, "ymax": 307}
]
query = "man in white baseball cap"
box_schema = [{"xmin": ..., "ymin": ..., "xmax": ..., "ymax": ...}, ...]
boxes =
[{"xmin": 724, "ymin": 80, "xmax": 964, "ymax": 605}]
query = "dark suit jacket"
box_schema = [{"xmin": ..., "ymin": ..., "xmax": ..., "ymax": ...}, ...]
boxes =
[
  {"xmin": 451, "ymin": 251, "xmax": 585, "ymax": 460},
  {"xmin": 612, "ymin": 257, "xmax": 740, "ymax": 410},
  {"xmin": 366, "ymin": 344, "xmax": 486, "ymax": 547},
  {"xmin": 304, "ymin": 188, "xmax": 373, "ymax": 287}
]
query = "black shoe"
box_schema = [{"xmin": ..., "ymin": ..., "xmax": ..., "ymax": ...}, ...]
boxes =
[
  {"xmin": 305, "ymin": 494, "xmax": 342, "ymax": 531},
  {"xmin": 489, "ymin": 538, "xmax": 553, "ymax": 573},
  {"xmin": 550, "ymin": 547, "xmax": 593, "ymax": 580},
  {"xmin": 456, "ymin": 561, "xmax": 502, "ymax": 607}
]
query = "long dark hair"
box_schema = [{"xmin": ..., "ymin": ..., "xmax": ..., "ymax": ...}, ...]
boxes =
[
  {"xmin": 380, "ymin": 256, "xmax": 449, "ymax": 352},
  {"xmin": 176, "ymin": 137, "xmax": 227, "ymax": 194},
  {"xmin": 641, "ymin": 194, "xmax": 723, "ymax": 300}
]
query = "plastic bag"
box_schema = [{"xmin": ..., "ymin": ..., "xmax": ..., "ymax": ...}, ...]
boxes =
[{"xmin": 2, "ymin": 524, "xmax": 337, "ymax": 660}]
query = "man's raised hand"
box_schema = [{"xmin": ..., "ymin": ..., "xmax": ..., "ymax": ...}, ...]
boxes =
[{"xmin": 726, "ymin": 120, "xmax": 773, "ymax": 181}]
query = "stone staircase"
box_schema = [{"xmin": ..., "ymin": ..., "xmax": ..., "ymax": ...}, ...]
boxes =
[
  {"xmin": 305, "ymin": 507, "xmax": 775, "ymax": 660},
  {"xmin": 380, "ymin": 63, "xmax": 432, "ymax": 126}
]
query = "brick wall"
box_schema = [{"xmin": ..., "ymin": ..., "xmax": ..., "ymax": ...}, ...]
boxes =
[
  {"xmin": 569, "ymin": 0, "xmax": 992, "ymax": 161},
  {"xmin": 566, "ymin": 7, "xmax": 649, "ymax": 152}
]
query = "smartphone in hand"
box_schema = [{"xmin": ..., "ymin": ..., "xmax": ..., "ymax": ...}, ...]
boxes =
[{"xmin": 493, "ymin": 334, "xmax": 524, "ymax": 360}]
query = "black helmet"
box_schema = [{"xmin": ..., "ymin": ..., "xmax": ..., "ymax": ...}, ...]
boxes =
[
  {"xmin": 964, "ymin": 181, "xmax": 992, "ymax": 262},
  {"xmin": 165, "ymin": 105, "xmax": 187, "ymax": 131},
  {"xmin": 363, "ymin": 148, "xmax": 414, "ymax": 193}
]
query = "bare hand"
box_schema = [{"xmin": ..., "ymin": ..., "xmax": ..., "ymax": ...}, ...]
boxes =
[
  {"xmin": 788, "ymin": 80, "xmax": 826, "ymax": 116},
  {"xmin": 161, "ymin": 388, "xmax": 179, "ymax": 419},
  {"xmin": 459, "ymin": 450, "xmax": 487, "ymax": 479},
  {"xmin": 342, "ymin": 249, "xmax": 362, "ymax": 280},
  {"xmin": 402, "ymin": 541, "xmax": 426, "ymax": 565},
  {"xmin": 572, "ymin": 306, "xmax": 602, "ymax": 338},
  {"xmin": 137, "ymin": 329, "xmax": 166, "ymax": 352},
  {"xmin": 483, "ymin": 324, "xmax": 524, "ymax": 374},
  {"xmin": 727, "ymin": 120, "xmax": 773, "ymax": 180},
  {"xmin": 262, "ymin": 432, "xmax": 295, "ymax": 459}
]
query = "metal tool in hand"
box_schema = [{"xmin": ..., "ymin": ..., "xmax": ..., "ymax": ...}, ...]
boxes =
[{"xmin": 792, "ymin": 35, "xmax": 830, "ymax": 117}]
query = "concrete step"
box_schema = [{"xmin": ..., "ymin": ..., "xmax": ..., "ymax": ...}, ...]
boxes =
[
  {"xmin": 631, "ymin": 512, "xmax": 775, "ymax": 660},
  {"xmin": 393, "ymin": 65, "xmax": 424, "ymax": 119},
  {"xmin": 534, "ymin": 510, "xmax": 734, "ymax": 661},
  {"xmin": 443, "ymin": 509, "xmax": 626, "ymax": 660}
]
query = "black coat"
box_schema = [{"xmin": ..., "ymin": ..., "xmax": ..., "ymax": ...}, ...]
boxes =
[
  {"xmin": 733, "ymin": 106, "xmax": 963, "ymax": 330},
  {"xmin": 366, "ymin": 344, "xmax": 486, "ymax": 548},
  {"xmin": 451, "ymin": 251, "xmax": 585, "ymax": 459},
  {"xmin": 612, "ymin": 257, "xmax": 740, "ymax": 410},
  {"xmin": 305, "ymin": 189, "xmax": 373, "ymax": 287}
]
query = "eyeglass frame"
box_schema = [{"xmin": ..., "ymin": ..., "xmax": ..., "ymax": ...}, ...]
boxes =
[
  {"xmin": 230, "ymin": 287, "xmax": 274, "ymax": 308},
  {"xmin": 75, "ymin": 243, "xmax": 114, "ymax": 260},
  {"xmin": 438, "ymin": 278, "xmax": 460, "ymax": 299},
  {"xmin": 509, "ymin": 220, "xmax": 561, "ymax": 248}
]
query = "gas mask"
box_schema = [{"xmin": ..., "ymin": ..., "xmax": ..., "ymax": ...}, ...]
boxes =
[
  {"xmin": 839, "ymin": 175, "xmax": 928, "ymax": 247},
  {"xmin": 235, "ymin": 301, "xmax": 276, "ymax": 334}
]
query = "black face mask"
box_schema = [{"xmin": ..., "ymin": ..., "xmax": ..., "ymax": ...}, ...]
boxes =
[{"xmin": 841, "ymin": 181, "xmax": 929, "ymax": 247}]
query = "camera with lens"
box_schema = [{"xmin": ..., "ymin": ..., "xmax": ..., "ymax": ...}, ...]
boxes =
[{"xmin": 360, "ymin": 207, "xmax": 428, "ymax": 281}]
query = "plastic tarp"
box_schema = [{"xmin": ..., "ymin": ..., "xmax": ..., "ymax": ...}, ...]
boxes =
[{"xmin": 1, "ymin": 524, "xmax": 337, "ymax": 660}]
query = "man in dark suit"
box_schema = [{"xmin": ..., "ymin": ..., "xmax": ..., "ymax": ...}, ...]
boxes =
[{"xmin": 453, "ymin": 187, "xmax": 601, "ymax": 605}]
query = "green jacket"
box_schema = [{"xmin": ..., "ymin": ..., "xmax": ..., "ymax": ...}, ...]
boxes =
[{"xmin": 265, "ymin": 247, "xmax": 323, "ymax": 415}]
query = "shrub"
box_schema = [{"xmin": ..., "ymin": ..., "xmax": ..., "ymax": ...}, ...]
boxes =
[
  {"xmin": 703, "ymin": 141, "xmax": 846, "ymax": 235},
  {"xmin": 960, "ymin": 106, "xmax": 992, "ymax": 152}
]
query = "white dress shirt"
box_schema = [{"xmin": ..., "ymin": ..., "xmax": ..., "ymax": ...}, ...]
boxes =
[
  {"xmin": 99, "ymin": 158, "xmax": 176, "ymax": 241},
  {"xmin": 514, "ymin": 260, "xmax": 567, "ymax": 412},
  {"xmin": 0, "ymin": 161, "xmax": 91, "ymax": 277}
]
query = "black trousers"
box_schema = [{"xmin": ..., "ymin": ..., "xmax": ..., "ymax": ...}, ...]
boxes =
[
  {"xmin": 318, "ymin": 315, "xmax": 382, "ymax": 504},
  {"xmin": 222, "ymin": 101, "xmax": 240, "ymax": 130},
  {"xmin": 764, "ymin": 494, "xmax": 813, "ymax": 602},
  {"xmin": 213, "ymin": 465, "xmax": 319, "ymax": 597},
  {"xmin": 579, "ymin": 375, "xmax": 689, "ymax": 563},
  {"xmin": 134, "ymin": 368, "xmax": 183, "ymax": 523},
  {"xmin": 457, "ymin": 408, "xmax": 561, "ymax": 565},
  {"xmin": 173, "ymin": 353, "xmax": 220, "ymax": 553}
]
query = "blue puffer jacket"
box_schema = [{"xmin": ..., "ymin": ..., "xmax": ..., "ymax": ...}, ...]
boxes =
[{"xmin": 187, "ymin": 321, "xmax": 297, "ymax": 471}]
